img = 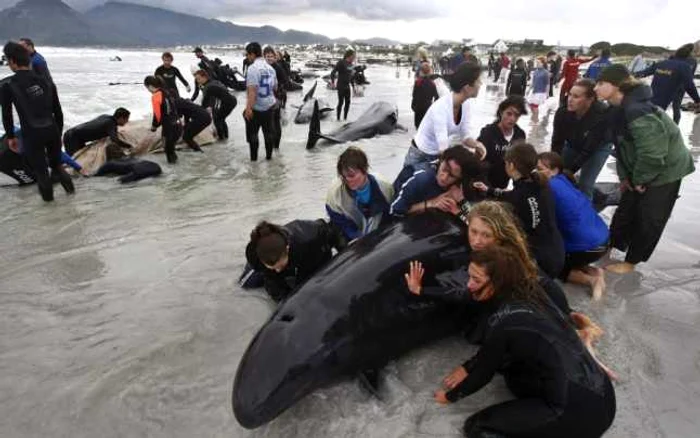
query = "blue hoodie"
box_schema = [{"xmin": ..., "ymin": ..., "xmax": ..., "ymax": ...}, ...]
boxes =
[
  {"xmin": 549, "ymin": 174, "xmax": 609, "ymax": 252},
  {"xmin": 531, "ymin": 68, "xmax": 550, "ymax": 94},
  {"xmin": 584, "ymin": 56, "xmax": 612, "ymax": 80}
]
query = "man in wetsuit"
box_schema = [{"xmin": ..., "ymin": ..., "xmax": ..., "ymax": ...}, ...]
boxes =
[
  {"xmin": 1, "ymin": 41, "xmax": 73, "ymax": 201},
  {"xmin": 62, "ymin": 108, "xmax": 133, "ymax": 155},
  {"xmin": 193, "ymin": 47, "xmax": 219, "ymax": 81},
  {"xmin": 19, "ymin": 38, "xmax": 53, "ymax": 85},
  {"xmin": 175, "ymin": 97, "xmax": 210, "ymax": 152},
  {"xmin": 155, "ymin": 52, "xmax": 191, "ymax": 98},
  {"xmin": 194, "ymin": 70, "xmax": 237, "ymax": 141},
  {"xmin": 243, "ymin": 42, "xmax": 278, "ymax": 161},
  {"xmin": 331, "ymin": 49, "xmax": 356, "ymax": 121}
]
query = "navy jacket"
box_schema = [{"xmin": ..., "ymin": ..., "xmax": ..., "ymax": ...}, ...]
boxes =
[{"xmin": 636, "ymin": 58, "xmax": 700, "ymax": 108}]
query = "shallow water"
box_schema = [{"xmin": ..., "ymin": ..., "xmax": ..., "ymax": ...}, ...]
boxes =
[{"xmin": 1, "ymin": 48, "xmax": 700, "ymax": 437}]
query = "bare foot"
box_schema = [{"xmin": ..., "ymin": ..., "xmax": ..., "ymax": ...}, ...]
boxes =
[
  {"xmin": 591, "ymin": 268, "xmax": 606, "ymax": 301},
  {"xmin": 571, "ymin": 312, "xmax": 604, "ymax": 345},
  {"xmin": 606, "ymin": 262, "xmax": 635, "ymax": 274}
]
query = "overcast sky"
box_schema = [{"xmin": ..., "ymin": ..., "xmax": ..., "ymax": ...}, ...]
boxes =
[{"xmin": 5, "ymin": 0, "xmax": 700, "ymax": 47}]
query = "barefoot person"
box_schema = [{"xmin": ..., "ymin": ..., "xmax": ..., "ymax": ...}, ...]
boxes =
[
  {"xmin": 595, "ymin": 65, "xmax": 695, "ymax": 274},
  {"xmin": 538, "ymin": 152, "xmax": 609, "ymax": 300},
  {"xmin": 407, "ymin": 246, "xmax": 616, "ymax": 438}
]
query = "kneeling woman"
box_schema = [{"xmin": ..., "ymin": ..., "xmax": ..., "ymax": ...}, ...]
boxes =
[
  {"xmin": 474, "ymin": 143, "xmax": 565, "ymax": 278},
  {"xmin": 391, "ymin": 145, "xmax": 484, "ymax": 220},
  {"xmin": 432, "ymin": 247, "xmax": 616, "ymax": 437},
  {"xmin": 538, "ymin": 152, "xmax": 609, "ymax": 300},
  {"xmin": 245, "ymin": 220, "xmax": 345, "ymax": 302}
]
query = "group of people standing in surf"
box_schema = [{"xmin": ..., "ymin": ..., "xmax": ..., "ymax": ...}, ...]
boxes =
[
  {"xmin": 244, "ymin": 43, "xmax": 698, "ymax": 437},
  {"xmin": 0, "ymin": 40, "xmax": 301, "ymax": 200}
]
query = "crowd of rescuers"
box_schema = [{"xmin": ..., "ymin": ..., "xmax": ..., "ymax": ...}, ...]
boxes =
[{"xmin": 243, "ymin": 57, "xmax": 695, "ymax": 436}]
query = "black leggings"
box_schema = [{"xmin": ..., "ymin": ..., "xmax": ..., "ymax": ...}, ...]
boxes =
[
  {"xmin": 245, "ymin": 108, "xmax": 275, "ymax": 161},
  {"xmin": 337, "ymin": 87, "xmax": 351, "ymax": 120},
  {"xmin": 463, "ymin": 377, "xmax": 616, "ymax": 438},
  {"xmin": 182, "ymin": 115, "xmax": 210, "ymax": 145},
  {"xmin": 272, "ymin": 106, "xmax": 282, "ymax": 149},
  {"xmin": 559, "ymin": 246, "xmax": 608, "ymax": 280},
  {"xmin": 162, "ymin": 123, "xmax": 181, "ymax": 157},
  {"xmin": 24, "ymin": 126, "xmax": 62, "ymax": 182},
  {"xmin": 610, "ymin": 180, "xmax": 681, "ymax": 264},
  {"xmin": 62, "ymin": 130, "xmax": 85, "ymax": 156},
  {"xmin": 213, "ymin": 104, "xmax": 234, "ymax": 140},
  {"xmin": 414, "ymin": 108, "xmax": 428, "ymax": 129}
]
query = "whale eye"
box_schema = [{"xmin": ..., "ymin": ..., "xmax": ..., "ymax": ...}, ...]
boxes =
[{"xmin": 279, "ymin": 314, "xmax": 295, "ymax": 322}]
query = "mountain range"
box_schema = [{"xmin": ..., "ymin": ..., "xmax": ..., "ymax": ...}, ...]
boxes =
[{"xmin": 0, "ymin": 0, "xmax": 401, "ymax": 47}]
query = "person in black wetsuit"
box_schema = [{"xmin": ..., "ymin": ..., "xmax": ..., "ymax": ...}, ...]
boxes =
[
  {"xmin": 330, "ymin": 49, "xmax": 356, "ymax": 121},
  {"xmin": 154, "ymin": 52, "xmax": 191, "ymax": 98},
  {"xmin": 411, "ymin": 61, "xmax": 439, "ymax": 129},
  {"xmin": 506, "ymin": 58, "xmax": 528, "ymax": 96},
  {"xmin": 144, "ymin": 75, "xmax": 180, "ymax": 164},
  {"xmin": 193, "ymin": 47, "xmax": 219, "ymax": 81},
  {"xmin": 478, "ymin": 96, "xmax": 527, "ymax": 189},
  {"xmin": 244, "ymin": 220, "xmax": 346, "ymax": 302},
  {"xmin": 264, "ymin": 46, "xmax": 288, "ymax": 150},
  {"xmin": 63, "ymin": 108, "xmax": 133, "ymax": 155},
  {"xmin": 474, "ymin": 143, "xmax": 565, "ymax": 279},
  {"xmin": 194, "ymin": 69, "xmax": 237, "ymax": 140},
  {"xmin": 174, "ymin": 97, "xmax": 210, "ymax": 152},
  {"xmin": 407, "ymin": 246, "xmax": 616, "ymax": 438},
  {"xmin": 1, "ymin": 41, "xmax": 73, "ymax": 201}
]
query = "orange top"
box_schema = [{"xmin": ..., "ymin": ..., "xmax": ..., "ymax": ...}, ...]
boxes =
[{"xmin": 151, "ymin": 90, "xmax": 163, "ymax": 124}]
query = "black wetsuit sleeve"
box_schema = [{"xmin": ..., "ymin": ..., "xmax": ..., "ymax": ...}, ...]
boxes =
[
  {"xmin": 51, "ymin": 84, "xmax": 64, "ymax": 133},
  {"xmin": 201, "ymin": 86, "xmax": 213, "ymax": 109},
  {"xmin": 550, "ymin": 108, "xmax": 566, "ymax": 155},
  {"xmin": 446, "ymin": 326, "xmax": 508, "ymax": 402},
  {"xmin": 1, "ymin": 83, "xmax": 15, "ymax": 138},
  {"xmin": 421, "ymin": 285, "xmax": 471, "ymax": 301},
  {"xmin": 107, "ymin": 121, "xmax": 132, "ymax": 149},
  {"xmin": 506, "ymin": 72, "xmax": 513, "ymax": 94},
  {"xmin": 191, "ymin": 86, "xmax": 200, "ymax": 101},
  {"xmin": 431, "ymin": 81, "xmax": 439, "ymax": 102},
  {"xmin": 173, "ymin": 67, "xmax": 189, "ymax": 88}
]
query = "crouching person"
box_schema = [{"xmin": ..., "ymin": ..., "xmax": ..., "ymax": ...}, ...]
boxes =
[{"xmin": 244, "ymin": 219, "xmax": 346, "ymax": 302}]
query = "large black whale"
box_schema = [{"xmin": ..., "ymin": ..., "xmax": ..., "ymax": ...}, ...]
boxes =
[
  {"xmin": 232, "ymin": 212, "xmax": 471, "ymax": 429},
  {"xmin": 306, "ymin": 100, "xmax": 405, "ymax": 149}
]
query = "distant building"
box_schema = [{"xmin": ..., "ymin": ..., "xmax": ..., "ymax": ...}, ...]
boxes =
[{"xmin": 493, "ymin": 39, "xmax": 509, "ymax": 53}]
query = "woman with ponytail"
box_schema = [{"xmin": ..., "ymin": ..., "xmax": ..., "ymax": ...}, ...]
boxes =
[
  {"xmin": 474, "ymin": 142, "xmax": 565, "ymax": 278},
  {"xmin": 144, "ymin": 75, "xmax": 180, "ymax": 164},
  {"xmin": 595, "ymin": 64, "xmax": 695, "ymax": 274}
]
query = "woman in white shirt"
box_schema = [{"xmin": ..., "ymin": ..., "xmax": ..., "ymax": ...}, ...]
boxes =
[{"xmin": 404, "ymin": 62, "xmax": 486, "ymax": 169}]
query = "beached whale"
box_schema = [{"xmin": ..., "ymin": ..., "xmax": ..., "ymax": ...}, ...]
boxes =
[
  {"xmin": 293, "ymin": 81, "xmax": 332, "ymax": 124},
  {"xmin": 232, "ymin": 212, "xmax": 471, "ymax": 429},
  {"xmin": 306, "ymin": 100, "xmax": 405, "ymax": 149}
]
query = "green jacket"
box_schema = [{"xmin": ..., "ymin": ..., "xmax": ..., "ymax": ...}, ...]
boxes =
[{"xmin": 614, "ymin": 84, "xmax": 695, "ymax": 187}]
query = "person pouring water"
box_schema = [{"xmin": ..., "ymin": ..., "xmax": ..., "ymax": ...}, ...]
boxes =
[{"xmin": 404, "ymin": 62, "xmax": 487, "ymax": 170}]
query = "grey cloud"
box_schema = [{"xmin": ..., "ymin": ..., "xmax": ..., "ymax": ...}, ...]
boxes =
[{"xmin": 0, "ymin": 0, "xmax": 445, "ymax": 20}]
